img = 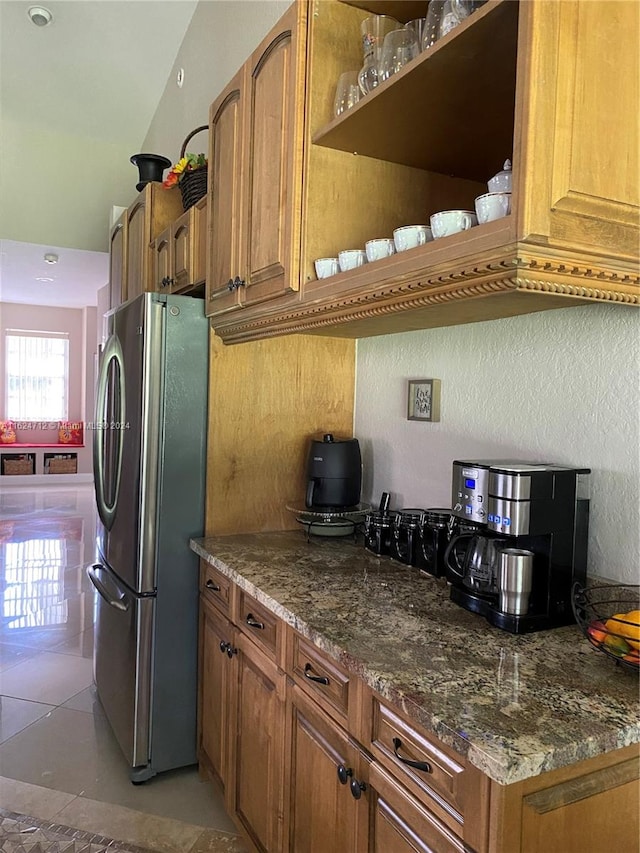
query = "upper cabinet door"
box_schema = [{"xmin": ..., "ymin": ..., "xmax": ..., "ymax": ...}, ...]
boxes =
[
  {"xmin": 206, "ymin": 67, "xmax": 246, "ymax": 317},
  {"xmin": 241, "ymin": 1, "xmax": 307, "ymax": 308},
  {"xmin": 109, "ymin": 214, "xmax": 127, "ymax": 308},
  {"xmin": 126, "ymin": 195, "xmax": 148, "ymax": 302}
]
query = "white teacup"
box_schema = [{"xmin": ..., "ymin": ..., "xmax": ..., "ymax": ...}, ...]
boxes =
[
  {"xmin": 430, "ymin": 209, "xmax": 478, "ymax": 239},
  {"xmin": 314, "ymin": 257, "xmax": 339, "ymax": 279},
  {"xmin": 393, "ymin": 225, "xmax": 432, "ymax": 252},
  {"xmin": 365, "ymin": 238, "xmax": 395, "ymax": 262},
  {"xmin": 338, "ymin": 249, "xmax": 367, "ymax": 272},
  {"xmin": 475, "ymin": 192, "xmax": 511, "ymax": 224}
]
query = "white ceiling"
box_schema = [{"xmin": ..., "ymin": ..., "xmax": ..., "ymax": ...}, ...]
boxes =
[{"xmin": 0, "ymin": 0, "xmax": 198, "ymax": 308}]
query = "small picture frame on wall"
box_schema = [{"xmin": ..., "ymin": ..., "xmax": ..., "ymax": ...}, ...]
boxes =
[{"xmin": 407, "ymin": 379, "xmax": 441, "ymax": 422}]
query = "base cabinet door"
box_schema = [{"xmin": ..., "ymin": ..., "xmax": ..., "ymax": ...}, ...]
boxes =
[
  {"xmin": 198, "ymin": 597, "xmax": 235, "ymax": 793},
  {"xmin": 230, "ymin": 632, "xmax": 285, "ymax": 852},
  {"xmin": 286, "ymin": 684, "xmax": 360, "ymax": 853}
]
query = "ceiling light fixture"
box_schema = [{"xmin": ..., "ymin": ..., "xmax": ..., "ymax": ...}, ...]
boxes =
[
  {"xmin": 36, "ymin": 276, "xmax": 54, "ymax": 282},
  {"xmin": 44, "ymin": 252, "xmax": 58, "ymax": 264},
  {"xmin": 28, "ymin": 6, "xmax": 53, "ymax": 27}
]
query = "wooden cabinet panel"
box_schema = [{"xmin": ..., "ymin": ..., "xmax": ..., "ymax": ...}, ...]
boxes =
[
  {"xmin": 286, "ymin": 684, "xmax": 360, "ymax": 853},
  {"xmin": 237, "ymin": 590, "xmax": 280, "ymax": 659},
  {"xmin": 206, "ymin": 68, "xmax": 246, "ymax": 316},
  {"xmin": 172, "ymin": 211, "xmax": 191, "ymax": 291},
  {"xmin": 152, "ymin": 227, "xmax": 171, "ymax": 292},
  {"xmin": 517, "ymin": 0, "xmax": 639, "ymax": 257},
  {"xmin": 125, "ymin": 194, "xmax": 148, "ymax": 300},
  {"xmin": 200, "ymin": 560, "xmax": 233, "ymax": 618},
  {"xmin": 290, "ymin": 631, "xmax": 351, "ymax": 722},
  {"xmin": 231, "ymin": 632, "xmax": 285, "ymax": 852},
  {"xmin": 198, "ymin": 597, "xmax": 235, "ymax": 792},
  {"xmin": 242, "ymin": 2, "xmax": 305, "ymax": 307},
  {"xmin": 109, "ymin": 214, "xmax": 126, "ymax": 308}
]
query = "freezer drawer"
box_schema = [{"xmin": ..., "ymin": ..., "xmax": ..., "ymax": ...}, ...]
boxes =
[{"xmin": 88, "ymin": 563, "xmax": 154, "ymax": 771}]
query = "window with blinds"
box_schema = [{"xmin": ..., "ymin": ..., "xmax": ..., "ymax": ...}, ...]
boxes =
[{"xmin": 5, "ymin": 330, "xmax": 70, "ymax": 420}]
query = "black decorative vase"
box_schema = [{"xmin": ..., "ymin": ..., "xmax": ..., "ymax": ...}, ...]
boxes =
[{"xmin": 130, "ymin": 153, "xmax": 172, "ymax": 192}]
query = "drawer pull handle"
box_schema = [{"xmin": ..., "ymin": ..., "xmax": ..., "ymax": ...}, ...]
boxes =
[
  {"xmin": 337, "ymin": 764, "xmax": 353, "ymax": 785},
  {"xmin": 246, "ymin": 613, "xmax": 265, "ymax": 630},
  {"xmin": 206, "ymin": 579, "xmax": 221, "ymax": 592},
  {"xmin": 304, "ymin": 663, "xmax": 329, "ymax": 685},
  {"xmin": 392, "ymin": 737, "xmax": 432, "ymax": 773},
  {"xmin": 350, "ymin": 778, "xmax": 367, "ymax": 799}
]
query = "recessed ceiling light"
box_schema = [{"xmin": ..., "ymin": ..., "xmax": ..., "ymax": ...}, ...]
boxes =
[
  {"xmin": 44, "ymin": 252, "xmax": 58, "ymax": 264},
  {"xmin": 28, "ymin": 6, "xmax": 53, "ymax": 27}
]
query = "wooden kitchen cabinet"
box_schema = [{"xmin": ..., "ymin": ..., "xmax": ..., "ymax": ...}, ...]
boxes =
[
  {"xmin": 198, "ymin": 561, "xmax": 286, "ymax": 852},
  {"xmin": 205, "ymin": 2, "xmax": 306, "ymax": 318},
  {"xmin": 198, "ymin": 565, "xmax": 639, "ymax": 852},
  {"xmin": 208, "ymin": 0, "xmax": 638, "ymax": 344},
  {"xmin": 108, "ymin": 211, "xmax": 127, "ymax": 309},
  {"xmin": 198, "ymin": 595, "xmax": 235, "ymax": 793},
  {"xmin": 285, "ymin": 683, "xmax": 361, "ymax": 852},
  {"xmin": 120, "ymin": 182, "xmax": 183, "ymax": 302},
  {"xmin": 152, "ymin": 197, "xmax": 207, "ymax": 295}
]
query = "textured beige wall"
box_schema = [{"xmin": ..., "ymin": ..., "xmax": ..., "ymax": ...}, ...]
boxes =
[{"xmin": 355, "ymin": 305, "xmax": 640, "ymax": 585}]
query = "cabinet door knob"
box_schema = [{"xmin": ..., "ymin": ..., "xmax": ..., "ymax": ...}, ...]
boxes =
[
  {"xmin": 392, "ymin": 737, "xmax": 432, "ymax": 773},
  {"xmin": 206, "ymin": 579, "xmax": 221, "ymax": 592},
  {"xmin": 337, "ymin": 764, "xmax": 353, "ymax": 785},
  {"xmin": 350, "ymin": 778, "xmax": 367, "ymax": 800},
  {"xmin": 304, "ymin": 662, "xmax": 330, "ymax": 685},
  {"xmin": 246, "ymin": 613, "xmax": 265, "ymax": 630},
  {"xmin": 233, "ymin": 276, "xmax": 246, "ymax": 289},
  {"xmin": 219, "ymin": 640, "xmax": 229, "ymax": 654},
  {"xmin": 227, "ymin": 278, "xmax": 234, "ymax": 291},
  {"xmin": 226, "ymin": 644, "xmax": 238, "ymax": 658}
]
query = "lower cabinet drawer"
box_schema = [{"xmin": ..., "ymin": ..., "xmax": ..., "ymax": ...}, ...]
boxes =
[
  {"xmin": 363, "ymin": 692, "xmax": 489, "ymax": 849},
  {"xmin": 366, "ymin": 759, "xmax": 469, "ymax": 853},
  {"xmin": 200, "ymin": 560, "xmax": 232, "ymax": 617},
  {"xmin": 290, "ymin": 631, "xmax": 351, "ymax": 722},
  {"xmin": 237, "ymin": 589, "xmax": 280, "ymax": 658}
]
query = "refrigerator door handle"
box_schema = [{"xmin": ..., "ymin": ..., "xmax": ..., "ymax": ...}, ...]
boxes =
[
  {"xmin": 94, "ymin": 332, "xmax": 126, "ymax": 530},
  {"xmin": 87, "ymin": 564, "xmax": 130, "ymax": 612}
]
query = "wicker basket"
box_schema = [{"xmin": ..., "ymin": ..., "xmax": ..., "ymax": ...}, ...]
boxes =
[
  {"xmin": 49, "ymin": 457, "xmax": 77, "ymax": 474},
  {"xmin": 4, "ymin": 458, "xmax": 34, "ymax": 475},
  {"xmin": 179, "ymin": 125, "xmax": 208, "ymax": 211}
]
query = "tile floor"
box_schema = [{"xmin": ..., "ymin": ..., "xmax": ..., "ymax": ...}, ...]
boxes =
[{"xmin": 0, "ymin": 484, "xmax": 247, "ymax": 852}]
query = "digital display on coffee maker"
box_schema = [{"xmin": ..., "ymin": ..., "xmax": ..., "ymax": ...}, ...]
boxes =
[{"xmin": 464, "ymin": 478, "xmax": 476, "ymax": 489}]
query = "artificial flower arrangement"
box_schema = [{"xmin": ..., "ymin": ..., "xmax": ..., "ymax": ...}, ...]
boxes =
[{"xmin": 162, "ymin": 153, "xmax": 207, "ymax": 188}]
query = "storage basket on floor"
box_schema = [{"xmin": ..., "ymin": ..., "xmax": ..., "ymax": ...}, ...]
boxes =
[
  {"xmin": 4, "ymin": 458, "xmax": 34, "ymax": 475},
  {"xmin": 178, "ymin": 125, "xmax": 208, "ymax": 211},
  {"xmin": 49, "ymin": 457, "xmax": 77, "ymax": 474}
]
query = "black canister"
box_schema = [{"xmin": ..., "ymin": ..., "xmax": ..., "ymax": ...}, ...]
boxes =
[
  {"xmin": 417, "ymin": 507, "xmax": 453, "ymax": 576},
  {"xmin": 364, "ymin": 510, "xmax": 398, "ymax": 556},
  {"xmin": 390, "ymin": 508, "xmax": 426, "ymax": 566}
]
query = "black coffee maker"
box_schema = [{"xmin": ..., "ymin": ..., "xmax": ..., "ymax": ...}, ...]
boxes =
[
  {"xmin": 305, "ymin": 434, "xmax": 361, "ymax": 509},
  {"xmin": 445, "ymin": 460, "xmax": 591, "ymax": 633}
]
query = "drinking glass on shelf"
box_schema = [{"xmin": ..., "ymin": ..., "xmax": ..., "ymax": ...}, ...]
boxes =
[
  {"xmin": 378, "ymin": 28, "xmax": 420, "ymax": 83},
  {"xmin": 406, "ymin": 17, "xmax": 427, "ymax": 50},
  {"xmin": 333, "ymin": 71, "xmax": 361, "ymax": 117},
  {"xmin": 422, "ymin": 0, "xmax": 445, "ymax": 51},
  {"xmin": 358, "ymin": 14, "xmax": 399, "ymax": 95}
]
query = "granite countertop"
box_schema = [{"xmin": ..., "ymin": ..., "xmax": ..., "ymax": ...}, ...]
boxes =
[{"xmin": 190, "ymin": 531, "xmax": 640, "ymax": 786}]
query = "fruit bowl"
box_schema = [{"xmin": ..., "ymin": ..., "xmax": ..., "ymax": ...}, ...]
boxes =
[{"xmin": 572, "ymin": 583, "xmax": 640, "ymax": 672}]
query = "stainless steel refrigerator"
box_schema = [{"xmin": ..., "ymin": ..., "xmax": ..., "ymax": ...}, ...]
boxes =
[{"xmin": 88, "ymin": 292, "xmax": 208, "ymax": 783}]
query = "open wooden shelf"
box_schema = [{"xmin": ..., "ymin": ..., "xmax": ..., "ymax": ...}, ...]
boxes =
[{"xmin": 313, "ymin": 0, "xmax": 519, "ymax": 182}]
